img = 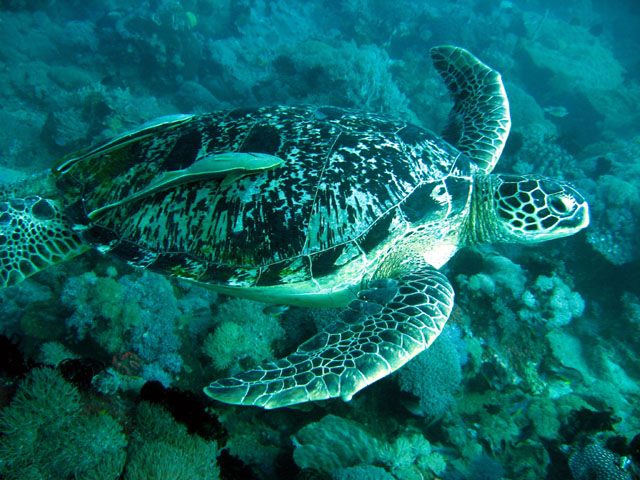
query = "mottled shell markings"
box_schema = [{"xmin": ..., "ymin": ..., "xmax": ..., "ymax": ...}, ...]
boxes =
[{"xmin": 62, "ymin": 105, "xmax": 470, "ymax": 288}]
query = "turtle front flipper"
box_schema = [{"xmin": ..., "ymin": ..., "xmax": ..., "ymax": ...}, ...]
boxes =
[
  {"xmin": 430, "ymin": 45, "xmax": 510, "ymax": 174},
  {"xmin": 204, "ymin": 262, "xmax": 454, "ymax": 409},
  {"xmin": 0, "ymin": 195, "xmax": 88, "ymax": 288}
]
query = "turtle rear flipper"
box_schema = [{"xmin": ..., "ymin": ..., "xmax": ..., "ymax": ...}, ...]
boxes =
[
  {"xmin": 0, "ymin": 196, "xmax": 87, "ymax": 288},
  {"xmin": 204, "ymin": 262, "xmax": 454, "ymax": 409}
]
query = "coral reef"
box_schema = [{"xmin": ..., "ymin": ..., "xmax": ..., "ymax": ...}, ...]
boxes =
[
  {"xmin": 61, "ymin": 269, "xmax": 217, "ymax": 386},
  {"xmin": 569, "ymin": 443, "xmax": 630, "ymax": 480},
  {"xmin": 38, "ymin": 340, "xmax": 78, "ymax": 367},
  {"xmin": 0, "ymin": 1, "xmax": 639, "ymax": 479},
  {"xmin": 279, "ymin": 39, "xmax": 412, "ymax": 117},
  {"xmin": 581, "ymin": 141, "xmax": 640, "ymax": 264},
  {"xmin": 457, "ymin": 251, "xmax": 585, "ymax": 345},
  {"xmin": 124, "ymin": 402, "xmax": 220, "ymax": 480},
  {"xmin": 521, "ymin": 15, "xmax": 624, "ymax": 93},
  {"xmin": 293, "ymin": 414, "xmax": 446, "ymax": 479},
  {"xmin": 521, "ymin": 273, "xmax": 585, "ymax": 329},
  {"xmin": 0, "ymin": 366, "xmax": 223, "ymax": 480},
  {"xmin": 396, "ymin": 324, "xmax": 466, "ymax": 419},
  {"xmin": 293, "ymin": 414, "xmax": 380, "ymax": 472},
  {"xmin": 0, "ymin": 367, "xmax": 127, "ymax": 480},
  {"xmin": 202, "ymin": 298, "xmax": 285, "ymax": 374}
]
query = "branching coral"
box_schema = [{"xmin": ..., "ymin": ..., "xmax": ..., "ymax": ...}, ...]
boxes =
[
  {"xmin": 520, "ymin": 274, "xmax": 585, "ymax": 329},
  {"xmin": 283, "ymin": 39, "xmax": 412, "ymax": 116},
  {"xmin": 202, "ymin": 298, "xmax": 285, "ymax": 374},
  {"xmin": 293, "ymin": 414, "xmax": 380, "ymax": 472},
  {"xmin": 396, "ymin": 324, "xmax": 466, "ymax": 419},
  {"xmin": 62, "ymin": 269, "xmax": 218, "ymax": 387},
  {"xmin": 458, "ymin": 252, "xmax": 584, "ymax": 331},
  {"xmin": 0, "ymin": 367, "xmax": 127, "ymax": 480},
  {"xmin": 124, "ymin": 401, "xmax": 220, "ymax": 480},
  {"xmin": 0, "ymin": 366, "xmax": 221, "ymax": 480},
  {"xmin": 583, "ymin": 143, "xmax": 640, "ymax": 265},
  {"xmin": 293, "ymin": 414, "xmax": 446, "ymax": 479}
]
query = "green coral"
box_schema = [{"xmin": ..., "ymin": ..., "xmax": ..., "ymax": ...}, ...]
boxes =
[
  {"xmin": 0, "ymin": 367, "xmax": 127, "ymax": 480},
  {"xmin": 0, "ymin": 366, "xmax": 222, "ymax": 480},
  {"xmin": 381, "ymin": 434, "xmax": 447, "ymax": 478},
  {"xmin": 293, "ymin": 415, "xmax": 446, "ymax": 479},
  {"xmin": 203, "ymin": 321, "xmax": 246, "ymax": 370},
  {"xmin": 293, "ymin": 414, "xmax": 380, "ymax": 472},
  {"xmin": 38, "ymin": 340, "xmax": 79, "ymax": 367},
  {"xmin": 124, "ymin": 402, "xmax": 220, "ymax": 480},
  {"xmin": 202, "ymin": 298, "xmax": 285, "ymax": 373}
]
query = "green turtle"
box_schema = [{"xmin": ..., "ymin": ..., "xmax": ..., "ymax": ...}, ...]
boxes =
[{"xmin": 0, "ymin": 46, "xmax": 589, "ymax": 409}]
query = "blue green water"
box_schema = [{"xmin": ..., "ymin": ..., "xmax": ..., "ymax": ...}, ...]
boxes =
[{"xmin": 0, "ymin": 1, "xmax": 639, "ymax": 479}]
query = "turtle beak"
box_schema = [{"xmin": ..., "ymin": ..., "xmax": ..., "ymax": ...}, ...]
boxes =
[
  {"xmin": 538, "ymin": 183, "xmax": 590, "ymax": 239},
  {"xmin": 561, "ymin": 196, "xmax": 589, "ymax": 231}
]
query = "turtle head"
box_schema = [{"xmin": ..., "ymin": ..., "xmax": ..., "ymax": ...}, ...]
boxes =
[{"xmin": 476, "ymin": 174, "xmax": 589, "ymax": 244}]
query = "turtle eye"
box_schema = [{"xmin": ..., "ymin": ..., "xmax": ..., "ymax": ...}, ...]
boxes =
[{"xmin": 548, "ymin": 195, "xmax": 572, "ymax": 215}]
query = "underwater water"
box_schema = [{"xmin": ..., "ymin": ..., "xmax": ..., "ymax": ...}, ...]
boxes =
[{"xmin": 0, "ymin": 0, "xmax": 639, "ymax": 479}]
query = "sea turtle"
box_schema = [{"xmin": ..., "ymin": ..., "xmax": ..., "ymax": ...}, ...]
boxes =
[{"xmin": 0, "ymin": 46, "xmax": 589, "ymax": 409}]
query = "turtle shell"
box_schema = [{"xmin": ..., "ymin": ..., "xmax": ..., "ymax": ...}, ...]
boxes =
[{"xmin": 56, "ymin": 105, "xmax": 473, "ymax": 287}]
